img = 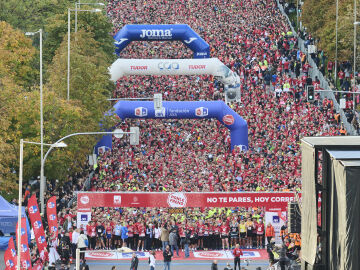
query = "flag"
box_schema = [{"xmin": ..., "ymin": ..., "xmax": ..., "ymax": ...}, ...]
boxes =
[
  {"xmin": 4, "ymin": 238, "xmax": 17, "ymax": 270},
  {"xmin": 28, "ymin": 194, "xmax": 48, "ymax": 256},
  {"xmin": 6, "ymin": 237, "xmax": 18, "ymax": 270},
  {"xmin": 16, "ymin": 218, "xmax": 32, "ymax": 270},
  {"xmin": 46, "ymin": 196, "xmax": 58, "ymax": 240}
]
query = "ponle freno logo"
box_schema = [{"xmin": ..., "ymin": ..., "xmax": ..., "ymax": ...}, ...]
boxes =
[
  {"xmin": 167, "ymin": 193, "xmax": 187, "ymax": 208},
  {"xmin": 222, "ymin": 114, "xmax": 235, "ymax": 125},
  {"xmin": 113, "ymin": 195, "xmax": 121, "ymax": 204},
  {"xmin": 80, "ymin": 195, "xmax": 89, "ymax": 205},
  {"xmin": 88, "ymin": 251, "xmax": 113, "ymax": 258}
]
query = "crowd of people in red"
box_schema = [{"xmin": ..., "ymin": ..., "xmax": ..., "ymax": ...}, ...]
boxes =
[{"xmin": 23, "ymin": 0, "xmax": 347, "ymax": 268}]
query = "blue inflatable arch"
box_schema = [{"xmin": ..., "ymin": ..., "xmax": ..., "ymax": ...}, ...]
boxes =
[
  {"xmin": 113, "ymin": 24, "xmax": 210, "ymax": 58},
  {"xmin": 96, "ymin": 101, "xmax": 248, "ymax": 152}
]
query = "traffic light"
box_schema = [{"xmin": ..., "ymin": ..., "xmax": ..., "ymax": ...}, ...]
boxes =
[{"xmin": 307, "ymin": 85, "xmax": 315, "ymax": 102}]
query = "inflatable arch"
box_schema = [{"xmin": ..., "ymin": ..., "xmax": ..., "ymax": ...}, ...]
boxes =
[
  {"xmin": 109, "ymin": 58, "xmax": 240, "ymax": 91},
  {"xmin": 96, "ymin": 100, "xmax": 248, "ymax": 152},
  {"xmin": 113, "ymin": 24, "xmax": 210, "ymax": 58}
]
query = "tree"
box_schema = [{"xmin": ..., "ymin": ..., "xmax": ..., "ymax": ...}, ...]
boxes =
[
  {"xmin": 301, "ymin": 0, "xmax": 359, "ymax": 62},
  {"xmin": 0, "ymin": 21, "xmax": 37, "ymax": 88},
  {"xmin": 44, "ymin": 7, "xmax": 114, "ymax": 65}
]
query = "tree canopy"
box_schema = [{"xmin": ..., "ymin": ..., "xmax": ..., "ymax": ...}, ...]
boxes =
[{"xmin": 301, "ymin": 0, "xmax": 359, "ymax": 62}]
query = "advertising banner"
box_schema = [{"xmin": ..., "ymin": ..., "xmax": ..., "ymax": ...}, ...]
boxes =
[
  {"xmin": 4, "ymin": 238, "xmax": 17, "ymax": 270},
  {"xmin": 95, "ymin": 100, "xmax": 248, "ymax": 152},
  {"xmin": 46, "ymin": 196, "xmax": 58, "ymax": 240},
  {"xmin": 77, "ymin": 192, "xmax": 296, "ymax": 212},
  {"xmin": 16, "ymin": 218, "xmax": 32, "ymax": 270},
  {"xmin": 109, "ymin": 58, "xmax": 240, "ymax": 87},
  {"xmin": 113, "ymin": 24, "xmax": 210, "ymax": 58},
  {"xmin": 76, "ymin": 212, "xmax": 92, "ymax": 230},
  {"xmin": 28, "ymin": 195, "xmax": 47, "ymax": 255},
  {"xmin": 265, "ymin": 211, "xmax": 287, "ymax": 245}
]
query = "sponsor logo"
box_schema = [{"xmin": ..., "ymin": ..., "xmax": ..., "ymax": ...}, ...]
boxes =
[
  {"xmin": 273, "ymin": 216, "xmax": 280, "ymax": 223},
  {"xmin": 196, "ymin": 52, "xmax": 208, "ymax": 56},
  {"xmin": 49, "ymin": 214, "xmax": 56, "ymax": 221},
  {"xmin": 80, "ymin": 195, "xmax": 89, "ymax": 205},
  {"xmin": 122, "ymin": 251, "xmax": 146, "ymax": 257},
  {"xmin": 158, "ymin": 62, "xmax": 179, "ymax": 71},
  {"xmin": 130, "ymin": 65, "xmax": 148, "ymax": 70},
  {"xmin": 6, "ymin": 259, "xmax": 14, "ymax": 267},
  {"xmin": 140, "ymin": 29, "xmax": 172, "ymax": 39},
  {"xmin": 22, "ymin": 260, "xmax": 31, "ymax": 269},
  {"xmin": 236, "ymin": 145, "xmax": 248, "ymax": 152},
  {"xmin": 11, "ymin": 248, "xmax": 16, "ymax": 257},
  {"xmin": 28, "ymin": 205, "xmax": 38, "ymax": 214},
  {"xmin": 189, "ymin": 64, "xmax": 206, "ymax": 70},
  {"xmin": 51, "ymin": 226, "xmax": 58, "ymax": 232},
  {"xmin": 195, "ymin": 107, "xmax": 208, "ymax": 117},
  {"xmin": 47, "ymin": 201, "xmax": 55, "ymax": 209},
  {"xmin": 222, "ymin": 114, "xmax": 235, "ymax": 125},
  {"xmin": 21, "ymin": 228, "xmax": 26, "ymax": 236},
  {"xmin": 88, "ymin": 251, "xmax": 113, "ymax": 258},
  {"xmin": 135, "ymin": 107, "xmax": 148, "ymax": 117},
  {"xmin": 113, "ymin": 195, "xmax": 121, "ymax": 204},
  {"xmin": 38, "ymin": 236, "xmax": 46, "ymax": 244},
  {"xmin": 184, "ymin": 37, "xmax": 197, "ymax": 44},
  {"xmin": 167, "ymin": 193, "xmax": 187, "ymax": 208},
  {"xmin": 196, "ymin": 251, "xmax": 223, "ymax": 258},
  {"xmin": 155, "ymin": 107, "xmax": 166, "ymax": 117},
  {"xmin": 33, "ymin": 220, "xmax": 42, "ymax": 229},
  {"xmin": 21, "ymin": 244, "xmax": 28, "ymax": 253},
  {"xmin": 81, "ymin": 214, "xmax": 88, "ymax": 221},
  {"xmin": 114, "ymin": 38, "xmax": 128, "ymax": 45}
]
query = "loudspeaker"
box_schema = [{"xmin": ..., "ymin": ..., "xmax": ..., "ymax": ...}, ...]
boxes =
[{"xmin": 288, "ymin": 202, "xmax": 301, "ymax": 233}]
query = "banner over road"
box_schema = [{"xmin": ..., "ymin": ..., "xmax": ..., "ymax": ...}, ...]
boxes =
[
  {"xmin": 95, "ymin": 100, "xmax": 248, "ymax": 152},
  {"xmin": 109, "ymin": 58, "xmax": 240, "ymax": 91},
  {"xmin": 77, "ymin": 192, "xmax": 297, "ymax": 212},
  {"xmin": 113, "ymin": 24, "xmax": 210, "ymax": 58}
]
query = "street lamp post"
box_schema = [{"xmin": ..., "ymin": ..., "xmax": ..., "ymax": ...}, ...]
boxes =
[
  {"xmin": 335, "ymin": 0, "xmax": 339, "ymax": 86},
  {"xmin": 67, "ymin": 8, "xmax": 102, "ymax": 101},
  {"xmin": 24, "ymin": 29, "xmax": 45, "ymax": 214},
  {"xmin": 75, "ymin": 2, "xmax": 104, "ymax": 33},
  {"xmin": 17, "ymin": 140, "xmax": 66, "ymax": 270}
]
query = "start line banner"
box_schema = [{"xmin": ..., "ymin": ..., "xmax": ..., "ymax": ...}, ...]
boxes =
[{"xmin": 77, "ymin": 192, "xmax": 296, "ymax": 212}]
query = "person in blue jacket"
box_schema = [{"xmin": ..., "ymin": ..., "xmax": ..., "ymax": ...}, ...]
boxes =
[{"xmin": 121, "ymin": 222, "xmax": 129, "ymax": 247}]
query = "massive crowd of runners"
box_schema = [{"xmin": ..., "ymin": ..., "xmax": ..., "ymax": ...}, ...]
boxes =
[{"xmin": 19, "ymin": 0, "xmax": 349, "ymax": 268}]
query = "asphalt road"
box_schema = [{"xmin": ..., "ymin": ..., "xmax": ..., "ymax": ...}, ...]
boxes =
[
  {"xmin": 0, "ymin": 250, "xmax": 270, "ymax": 269},
  {"xmin": 85, "ymin": 259, "xmax": 270, "ymax": 270}
]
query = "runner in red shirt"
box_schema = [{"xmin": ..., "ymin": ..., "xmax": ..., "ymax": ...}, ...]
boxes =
[
  {"xmin": 233, "ymin": 244, "xmax": 243, "ymax": 270},
  {"xmin": 213, "ymin": 222, "xmax": 221, "ymax": 250},
  {"xmin": 256, "ymin": 219, "xmax": 265, "ymax": 249},
  {"xmin": 133, "ymin": 221, "xmax": 140, "ymax": 251},
  {"xmin": 127, "ymin": 221, "xmax": 134, "ymax": 250},
  {"xmin": 220, "ymin": 222, "xmax": 230, "ymax": 250}
]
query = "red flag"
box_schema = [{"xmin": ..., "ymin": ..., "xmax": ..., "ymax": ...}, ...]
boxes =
[
  {"xmin": 46, "ymin": 196, "xmax": 58, "ymax": 240},
  {"xmin": 28, "ymin": 195, "xmax": 48, "ymax": 256},
  {"xmin": 6, "ymin": 237, "xmax": 18, "ymax": 270},
  {"xmin": 16, "ymin": 218, "xmax": 32, "ymax": 270},
  {"xmin": 4, "ymin": 246, "xmax": 16, "ymax": 270}
]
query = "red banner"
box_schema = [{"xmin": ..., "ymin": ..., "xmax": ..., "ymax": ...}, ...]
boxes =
[
  {"xmin": 4, "ymin": 237, "xmax": 17, "ymax": 270},
  {"xmin": 16, "ymin": 218, "xmax": 32, "ymax": 270},
  {"xmin": 77, "ymin": 192, "xmax": 296, "ymax": 211},
  {"xmin": 28, "ymin": 195, "xmax": 47, "ymax": 257},
  {"xmin": 46, "ymin": 196, "xmax": 58, "ymax": 240}
]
